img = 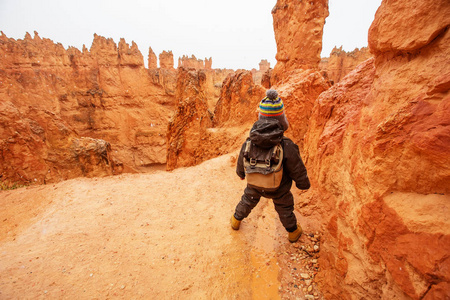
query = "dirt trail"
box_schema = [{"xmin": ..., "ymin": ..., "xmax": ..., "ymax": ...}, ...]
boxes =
[{"xmin": 0, "ymin": 153, "xmax": 321, "ymax": 299}]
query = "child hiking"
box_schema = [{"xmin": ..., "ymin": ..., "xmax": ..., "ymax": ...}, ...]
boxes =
[{"xmin": 231, "ymin": 89, "xmax": 310, "ymax": 243}]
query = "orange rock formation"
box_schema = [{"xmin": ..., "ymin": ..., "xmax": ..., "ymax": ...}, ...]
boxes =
[
  {"xmin": 252, "ymin": 59, "xmax": 272, "ymax": 86},
  {"xmin": 2, "ymin": 0, "xmax": 448, "ymax": 297},
  {"xmin": 159, "ymin": 50, "xmax": 174, "ymax": 69},
  {"xmin": 178, "ymin": 55, "xmax": 212, "ymax": 70},
  {"xmin": 271, "ymin": 0, "xmax": 329, "ymax": 83},
  {"xmin": 213, "ymin": 71, "xmax": 266, "ymax": 128},
  {"xmin": 0, "ymin": 32, "xmax": 177, "ymax": 183},
  {"xmin": 259, "ymin": 59, "xmax": 270, "ymax": 71},
  {"xmin": 166, "ymin": 69, "xmax": 265, "ymax": 170},
  {"xmin": 0, "ymin": 31, "xmax": 240, "ymax": 184},
  {"xmin": 319, "ymin": 46, "xmax": 372, "ymax": 84},
  {"xmin": 148, "ymin": 46, "xmax": 157, "ymax": 69},
  {"xmin": 297, "ymin": 0, "xmax": 450, "ymax": 298}
]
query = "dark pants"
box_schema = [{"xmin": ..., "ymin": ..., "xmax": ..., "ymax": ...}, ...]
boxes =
[{"xmin": 234, "ymin": 186, "xmax": 297, "ymax": 232}]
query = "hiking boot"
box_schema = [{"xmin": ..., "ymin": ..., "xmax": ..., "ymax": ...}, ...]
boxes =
[
  {"xmin": 230, "ymin": 215, "xmax": 241, "ymax": 230},
  {"xmin": 288, "ymin": 224, "xmax": 303, "ymax": 243}
]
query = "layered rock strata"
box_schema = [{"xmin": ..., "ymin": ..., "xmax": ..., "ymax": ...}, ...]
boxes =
[
  {"xmin": 299, "ymin": 0, "xmax": 450, "ymax": 298},
  {"xmin": 0, "ymin": 32, "xmax": 175, "ymax": 183},
  {"xmin": 166, "ymin": 69, "xmax": 265, "ymax": 170}
]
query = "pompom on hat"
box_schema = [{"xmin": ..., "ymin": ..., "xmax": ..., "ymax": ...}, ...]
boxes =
[{"xmin": 265, "ymin": 89, "xmax": 278, "ymax": 100}]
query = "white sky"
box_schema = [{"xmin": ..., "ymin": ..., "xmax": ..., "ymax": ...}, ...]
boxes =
[{"xmin": 0, "ymin": 0, "xmax": 382, "ymax": 70}]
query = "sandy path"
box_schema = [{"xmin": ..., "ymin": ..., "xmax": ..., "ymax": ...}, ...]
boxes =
[{"xmin": 0, "ymin": 153, "xmax": 299, "ymax": 299}]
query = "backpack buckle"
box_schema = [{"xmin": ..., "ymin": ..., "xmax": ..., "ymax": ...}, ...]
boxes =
[{"xmin": 250, "ymin": 158, "xmax": 257, "ymax": 167}]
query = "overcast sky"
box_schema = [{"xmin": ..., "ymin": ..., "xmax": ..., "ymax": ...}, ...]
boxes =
[{"xmin": 0, "ymin": 0, "xmax": 382, "ymax": 70}]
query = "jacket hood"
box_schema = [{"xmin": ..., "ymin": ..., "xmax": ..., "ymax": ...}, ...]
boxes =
[{"xmin": 249, "ymin": 119, "xmax": 284, "ymax": 148}]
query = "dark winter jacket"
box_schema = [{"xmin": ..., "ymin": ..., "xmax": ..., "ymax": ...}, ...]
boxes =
[{"xmin": 236, "ymin": 119, "xmax": 310, "ymax": 198}]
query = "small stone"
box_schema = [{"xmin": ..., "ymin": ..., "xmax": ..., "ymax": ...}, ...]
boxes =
[
  {"xmin": 300, "ymin": 273, "xmax": 310, "ymax": 279},
  {"xmin": 305, "ymin": 295, "xmax": 315, "ymax": 300},
  {"xmin": 305, "ymin": 279, "xmax": 312, "ymax": 286},
  {"xmin": 313, "ymin": 245, "xmax": 320, "ymax": 252},
  {"xmin": 312, "ymin": 259, "xmax": 318, "ymax": 264},
  {"xmin": 308, "ymin": 285, "xmax": 313, "ymax": 292}
]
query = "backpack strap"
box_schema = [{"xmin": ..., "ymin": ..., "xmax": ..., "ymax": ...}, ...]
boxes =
[{"xmin": 243, "ymin": 140, "xmax": 251, "ymax": 161}]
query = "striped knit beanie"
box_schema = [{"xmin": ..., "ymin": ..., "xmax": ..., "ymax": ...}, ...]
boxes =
[
  {"xmin": 258, "ymin": 89, "xmax": 289, "ymax": 130},
  {"xmin": 259, "ymin": 89, "xmax": 284, "ymax": 117}
]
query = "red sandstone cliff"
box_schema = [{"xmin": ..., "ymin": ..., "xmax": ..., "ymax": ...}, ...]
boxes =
[
  {"xmin": 0, "ymin": 32, "xmax": 178, "ymax": 183},
  {"xmin": 296, "ymin": 0, "xmax": 450, "ymax": 298},
  {"xmin": 166, "ymin": 68, "xmax": 212, "ymax": 170},
  {"xmin": 271, "ymin": 0, "xmax": 329, "ymax": 83},
  {"xmin": 319, "ymin": 46, "xmax": 372, "ymax": 84},
  {"xmin": 164, "ymin": 0, "xmax": 331, "ymax": 173},
  {"xmin": 176, "ymin": 55, "xmax": 234, "ymax": 110},
  {"xmin": 166, "ymin": 69, "xmax": 265, "ymax": 170},
  {"xmin": 0, "ymin": 31, "xmax": 256, "ymax": 185}
]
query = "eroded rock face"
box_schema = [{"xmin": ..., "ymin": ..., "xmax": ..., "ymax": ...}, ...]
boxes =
[
  {"xmin": 0, "ymin": 32, "xmax": 176, "ymax": 183},
  {"xmin": 178, "ymin": 55, "xmax": 211, "ymax": 69},
  {"xmin": 319, "ymin": 47, "xmax": 372, "ymax": 84},
  {"xmin": 0, "ymin": 101, "xmax": 118, "ymax": 185},
  {"xmin": 148, "ymin": 46, "xmax": 158, "ymax": 69},
  {"xmin": 271, "ymin": 0, "xmax": 329, "ymax": 83},
  {"xmin": 272, "ymin": 69, "xmax": 331, "ymax": 150},
  {"xmin": 166, "ymin": 68, "xmax": 212, "ymax": 171},
  {"xmin": 159, "ymin": 50, "xmax": 174, "ymax": 69},
  {"xmin": 301, "ymin": 0, "xmax": 450, "ymax": 298},
  {"xmin": 214, "ymin": 70, "xmax": 266, "ymax": 127},
  {"xmin": 368, "ymin": 0, "xmax": 450, "ymax": 55},
  {"xmin": 166, "ymin": 70, "xmax": 266, "ymax": 170},
  {"xmin": 0, "ymin": 31, "xmax": 241, "ymax": 183}
]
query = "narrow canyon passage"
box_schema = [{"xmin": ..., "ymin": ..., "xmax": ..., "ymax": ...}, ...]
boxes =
[{"xmin": 0, "ymin": 153, "xmax": 318, "ymax": 299}]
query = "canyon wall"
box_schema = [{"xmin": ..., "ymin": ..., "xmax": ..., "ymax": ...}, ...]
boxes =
[
  {"xmin": 166, "ymin": 69, "xmax": 266, "ymax": 170},
  {"xmin": 319, "ymin": 46, "xmax": 372, "ymax": 84},
  {"xmin": 0, "ymin": 32, "xmax": 179, "ymax": 184},
  {"xmin": 176, "ymin": 55, "xmax": 234, "ymax": 111},
  {"xmin": 296, "ymin": 0, "xmax": 450, "ymax": 298},
  {"xmin": 0, "ymin": 31, "xmax": 254, "ymax": 184}
]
